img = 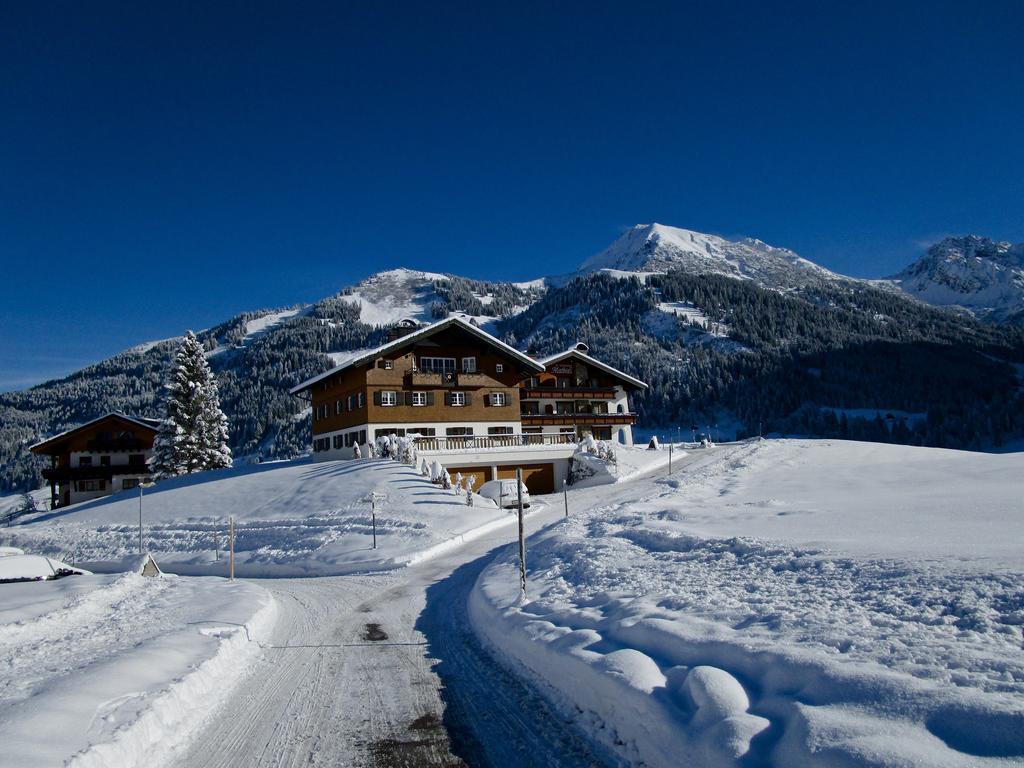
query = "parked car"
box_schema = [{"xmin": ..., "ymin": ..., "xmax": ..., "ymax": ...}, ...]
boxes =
[{"xmin": 478, "ymin": 479, "xmax": 531, "ymax": 509}]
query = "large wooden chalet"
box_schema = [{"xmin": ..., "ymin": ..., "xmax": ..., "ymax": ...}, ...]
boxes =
[
  {"xmin": 30, "ymin": 412, "xmax": 159, "ymax": 509},
  {"xmin": 290, "ymin": 317, "xmax": 647, "ymax": 493}
]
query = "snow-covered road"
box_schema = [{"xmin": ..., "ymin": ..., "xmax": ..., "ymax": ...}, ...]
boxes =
[{"xmin": 173, "ymin": 500, "xmax": 630, "ymax": 768}]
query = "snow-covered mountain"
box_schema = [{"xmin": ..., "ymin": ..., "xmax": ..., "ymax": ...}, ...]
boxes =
[
  {"xmin": 578, "ymin": 223, "xmax": 847, "ymax": 290},
  {"xmin": 887, "ymin": 235, "xmax": 1024, "ymax": 323}
]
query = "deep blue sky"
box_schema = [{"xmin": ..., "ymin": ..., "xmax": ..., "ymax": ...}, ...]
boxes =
[{"xmin": 2, "ymin": 1, "xmax": 1023, "ymax": 390}]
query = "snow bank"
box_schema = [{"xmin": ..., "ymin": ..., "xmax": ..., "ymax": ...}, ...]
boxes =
[
  {"xmin": 470, "ymin": 439, "xmax": 1024, "ymax": 766},
  {"xmin": 3, "ymin": 458, "xmax": 524, "ymax": 576},
  {"xmin": 0, "ymin": 572, "xmax": 275, "ymax": 768}
]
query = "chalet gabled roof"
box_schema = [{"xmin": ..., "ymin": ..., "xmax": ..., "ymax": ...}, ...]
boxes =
[
  {"xmin": 539, "ymin": 348, "xmax": 649, "ymax": 390},
  {"xmin": 290, "ymin": 316, "xmax": 546, "ymax": 395},
  {"xmin": 30, "ymin": 412, "xmax": 160, "ymax": 455}
]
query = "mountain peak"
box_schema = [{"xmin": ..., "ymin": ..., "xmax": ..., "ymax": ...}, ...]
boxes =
[
  {"xmin": 578, "ymin": 222, "xmax": 842, "ymax": 289},
  {"xmin": 891, "ymin": 235, "xmax": 1024, "ymax": 322}
]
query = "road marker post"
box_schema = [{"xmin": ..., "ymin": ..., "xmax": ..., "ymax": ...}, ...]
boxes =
[
  {"xmin": 517, "ymin": 469, "xmax": 527, "ymax": 599},
  {"xmin": 229, "ymin": 516, "xmax": 235, "ymax": 581}
]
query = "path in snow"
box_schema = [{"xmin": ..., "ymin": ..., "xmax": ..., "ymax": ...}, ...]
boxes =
[{"xmin": 173, "ymin": 503, "xmax": 618, "ymax": 768}]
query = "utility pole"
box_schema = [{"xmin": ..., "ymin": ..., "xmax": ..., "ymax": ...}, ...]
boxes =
[
  {"xmin": 516, "ymin": 469, "xmax": 526, "ymax": 599},
  {"xmin": 563, "ymin": 478, "xmax": 569, "ymax": 518},
  {"xmin": 229, "ymin": 516, "xmax": 235, "ymax": 581}
]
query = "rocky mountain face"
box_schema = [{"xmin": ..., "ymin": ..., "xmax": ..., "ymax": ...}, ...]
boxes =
[
  {"xmin": 3, "ymin": 226, "xmax": 1024, "ymax": 493},
  {"xmin": 888, "ymin": 236, "xmax": 1024, "ymax": 323}
]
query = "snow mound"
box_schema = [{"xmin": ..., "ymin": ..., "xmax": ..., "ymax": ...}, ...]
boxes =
[
  {"xmin": 0, "ymin": 572, "xmax": 276, "ymax": 767},
  {"xmin": 470, "ymin": 439, "xmax": 1024, "ymax": 766}
]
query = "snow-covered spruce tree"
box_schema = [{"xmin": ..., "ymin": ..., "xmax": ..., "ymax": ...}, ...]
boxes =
[{"xmin": 150, "ymin": 331, "xmax": 233, "ymax": 479}]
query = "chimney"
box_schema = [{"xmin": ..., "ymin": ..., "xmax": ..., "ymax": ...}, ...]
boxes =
[{"xmin": 386, "ymin": 318, "xmax": 420, "ymax": 342}]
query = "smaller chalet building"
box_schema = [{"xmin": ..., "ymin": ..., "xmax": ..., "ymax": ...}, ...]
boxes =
[
  {"xmin": 291, "ymin": 317, "xmax": 647, "ymax": 494},
  {"xmin": 521, "ymin": 343, "xmax": 647, "ymax": 446},
  {"xmin": 31, "ymin": 413, "xmax": 159, "ymax": 509}
]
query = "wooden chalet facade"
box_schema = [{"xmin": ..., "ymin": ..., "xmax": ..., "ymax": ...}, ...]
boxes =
[
  {"xmin": 291, "ymin": 317, "xmax": 648, "ymax": 493},
  {"xmin": 30, "ymin": 413, "xmax": 159, "ymax": 509}
]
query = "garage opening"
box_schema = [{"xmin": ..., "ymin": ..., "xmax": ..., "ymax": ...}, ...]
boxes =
[
  {"xmin": 447, "ymin": 465, "xmax": 492, "ymax": 490},
  {"xmin": 496, "ymin": 463, "xmax": 555, "ymax": 495}
]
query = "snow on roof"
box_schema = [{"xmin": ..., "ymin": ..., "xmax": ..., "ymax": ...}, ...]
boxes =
[
  {"xmin": 30, "ymin": 412, "xmax": 160, "ymax": 453},
  {"xmin": 290, "ymin": 316, "xmax": 545, "ymax": 394},
  {"xmin": 539, "ymin": 348, "xmax": 648, "ymax": 390}
]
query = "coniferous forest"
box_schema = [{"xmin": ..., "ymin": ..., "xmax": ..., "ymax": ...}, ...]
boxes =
[{"xmin": 2, "ymin": 270, "xmax": 1022, "ymax": 492}]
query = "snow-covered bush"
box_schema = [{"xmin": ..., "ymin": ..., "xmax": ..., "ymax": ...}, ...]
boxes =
[
  {"xmin": 568, "ymin": 455, "xmax": 597, "ymax": 486},
  {"xmin": 454, "ymin": 472, "xmax": 463, "ymax": 494},
  {"xmin": 366, "ymin": 441, "xmax": 376, "ymax": 459},
  {"xmin": 420, "ymin": 458, "xmax": 431, "ymax": 477},
  {"xmin": 430, "ymin": 460, "xmax": 444, "ymax": 483},
  {"xmin": 397, "ymin": 436, "xmax": 414, "ymax": 465},
  {"xmin": 441, "ymin": 471, "xmax": 452, "ymax": 490},
  {"xmin": 465, "ymin": 475, "xmax": 476, "ymax": 506},
  {"xmin": 353, "ymin": 443, "xmax": 361, "ymax": 459}
]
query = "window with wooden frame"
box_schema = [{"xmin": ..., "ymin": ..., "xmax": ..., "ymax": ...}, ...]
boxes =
[
  {"xmin": 357, "ymin": 392, "xmax": 365, "ymax": 408},
  {"xmin": 446, "ymin": 426, "xmax": 474, "ymax": 436},
  {"xmin": 461, "ymin": 357, "xmax": 476, "ymax": 373},
  {"xmin": 411, "ymin": 391, "xmax": 427, "ymax": 406},
  {"xmin": 449, "ymin": 391, "xmax": 466, "ymax": 407},
  {"xmin": 495, "ymin": 363, "xmax": 504, "ymax": 373},
  {"xmin": 380, "ymin": 391, "xmax": 398, "ymax": 406},
  {"xmin": 383, "ymin": 360, "xmax": 393, "ymax": 369},
  {"xmin": 420, "ymin": 357, "xmax": 456, "ymax": 373},
  {"xmin": 489, "ymin": 392, "xmax": 507, "ymax": 407}
]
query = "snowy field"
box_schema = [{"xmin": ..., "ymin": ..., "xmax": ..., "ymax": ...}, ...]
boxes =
[
  {"xmin": 0, "ymin": 569, "xmax": 274, "ymax": 767},
  {"xmin": 1, "ymin": 458, "xmax": 521, "ymax": 576},
  {"xmin": 471, "ymin": 439, "xmax": 1024, "ymax": 767}
]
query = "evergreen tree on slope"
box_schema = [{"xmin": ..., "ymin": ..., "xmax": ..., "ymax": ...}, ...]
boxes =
[{"xmin": 150, "ymin": 331, "xmax": 233, "ymax": 478}]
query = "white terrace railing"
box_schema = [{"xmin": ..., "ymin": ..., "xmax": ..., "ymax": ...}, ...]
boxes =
[{"xmin": 413, "ymin": 432, "xmax": 576, "ymax": 453}]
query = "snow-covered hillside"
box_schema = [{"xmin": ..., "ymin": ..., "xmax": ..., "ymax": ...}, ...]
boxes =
[
  {"xmin": 471, "ymin": 439, "xmax": 1024, "ymax": 767},
  {"xmin": 579, "ymin": 223, "xmax": 847, "ymax": 290},
  {"xmin": 1, "ymin": 458, "xmax": 523, "ymax": 576},
  {"xmin": 339, "ymin": 268, "xmax": 450, "ymax": 327},
  {"xmin": 887, "ymin": 235, "xmax": 1024, "ymax": 323}
]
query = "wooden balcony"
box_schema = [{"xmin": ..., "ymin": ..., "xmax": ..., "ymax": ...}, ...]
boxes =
[
  {"xmin": 42, "ymin": 465, "xmax": 151, "ymax": 483},
  {"xmin": 521, "ymin": 387, "xmax": 617, "ymax": 399},
  {"xmin": 413, "ymin": 432, "xmax": 576, "ymax": 453},
  {"xmin": 520, "ymin": 413, "xmax": 637, "ymax": 427}
]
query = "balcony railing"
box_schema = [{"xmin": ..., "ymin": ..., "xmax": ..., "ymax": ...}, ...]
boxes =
[
  {"xmin": 413, "ymin": 432, "xmax": 576, "ymax": 453},
  {"xmin": 521, "ymin": 387, "xmax": 617, "ymax": 399},
  {"xmin": 43, "ymin": 465, "xmax": 152, "ymax": 483},
  {"xmin": 520, "ymin": 413, "xmax": 637, "ymax": 426}
]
